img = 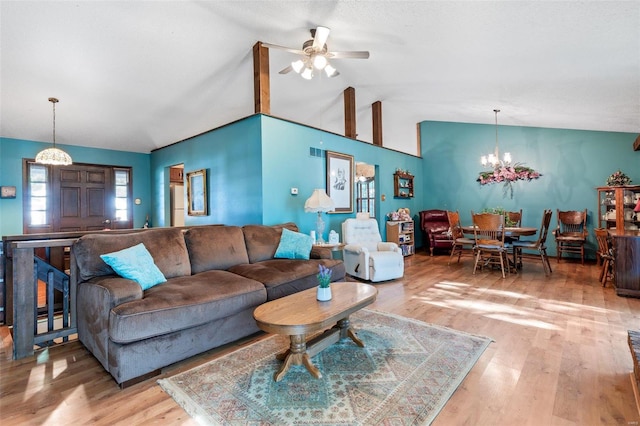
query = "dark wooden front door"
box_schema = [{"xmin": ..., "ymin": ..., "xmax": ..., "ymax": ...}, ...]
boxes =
[{"xmin": 53, "ymin": 164, "xmax": 114, "ymax": 232}]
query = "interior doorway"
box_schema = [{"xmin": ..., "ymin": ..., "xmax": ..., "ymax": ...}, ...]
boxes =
[{"xmin": 169, "ymin": 164, "xmax": 185, "ymax": 226}]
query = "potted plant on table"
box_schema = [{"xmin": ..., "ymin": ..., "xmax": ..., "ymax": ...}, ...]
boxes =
[{"xmin": 316, "ymin": 265, "xmax": 332, "ymax": 301}]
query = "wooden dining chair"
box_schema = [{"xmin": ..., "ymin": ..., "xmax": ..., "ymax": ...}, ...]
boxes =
[
  {"xmin": 505, "ymin": 209, "xmax": 523, "ymax": 227},
  {"xmin": 504, "ymin": 209, "xmax": 523, "ymax": 243},
  {"xmin": 446, "ymin": 210, "xmax": 475, "ymax": 265},
  {"xmin": 594, "ymin": 228, "xmax": 614, "ymax": 286},
  {"xmin": 512, "ymin": 209, "xmax": 553, "ymax": 275},
  {"xmin": 472, "ymin": 212, "xmax": 510, "ymax": 278},
  {"xmin": 554, "ymin": 209, "xmax": 588, "ymax": 264}
]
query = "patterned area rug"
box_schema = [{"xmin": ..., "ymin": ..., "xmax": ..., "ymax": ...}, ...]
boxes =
[{"xmin": 158, "ymin": 309, "xmax": 492, "ymax": 425}]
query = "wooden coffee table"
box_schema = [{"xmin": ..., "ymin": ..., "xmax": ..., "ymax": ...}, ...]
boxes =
[{"xmin": 253, "ymin": 281, "xmax": 378, "ymax": 381}]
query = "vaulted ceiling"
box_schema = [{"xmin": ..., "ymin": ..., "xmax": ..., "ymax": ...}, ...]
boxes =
[{"xmin": 1, "ymin": 1, "xmax": 638, "ymax": 156}]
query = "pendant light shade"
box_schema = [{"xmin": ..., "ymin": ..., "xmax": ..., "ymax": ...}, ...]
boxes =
[{"xmin": 35, "ymin": 98, "xmax": 72, "ymax": 166}]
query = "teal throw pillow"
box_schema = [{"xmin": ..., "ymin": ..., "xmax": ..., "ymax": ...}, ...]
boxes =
[
  {"xmin": 274, "ymin": 228, "xmax": 313, "ymax": 260},
  {"xmin": 100, "ymin": 243, "xmax": 167, "ymax": 290}
]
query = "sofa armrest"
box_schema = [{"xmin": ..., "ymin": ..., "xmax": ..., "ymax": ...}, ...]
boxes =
[
  {"xmin": 76, "ymin": 276, "xmax": 143, "ymax": 374},
  {"xmin": 377, "ymin": 242, "xmax": 400, "ymax": 252},
  {"xmin": 84, "ymin": 275, "xmax": 144, "ymax": 308}
]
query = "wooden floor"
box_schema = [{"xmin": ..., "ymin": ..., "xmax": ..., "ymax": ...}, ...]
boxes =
[{"xmin": 1, "ymin": 251, "xmax": 639, "ymax": 425}]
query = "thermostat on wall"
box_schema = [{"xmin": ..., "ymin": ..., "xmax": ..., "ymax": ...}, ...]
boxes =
[{"xmin": 0, "ymin": 186, "xmax": 16, "ymax": 199}]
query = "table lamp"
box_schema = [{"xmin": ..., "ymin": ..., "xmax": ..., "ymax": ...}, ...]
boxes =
[{"xmin": 304, "ymin": 189, "xmax": 335, "ymax": 243}]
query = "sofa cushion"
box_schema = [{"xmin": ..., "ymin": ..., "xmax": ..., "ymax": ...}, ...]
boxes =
[
  {"xmin": 74, "ymin": 228, "xmax": 191, "ymax": 282},
  {"xmin": 184, "ymin": 225, "xmax": 249, "ymax": 273},
  {"xmin": 242, "ymin": 222, "xmax": 299, "ymax": 264},
  {"xmin": 274, "ymin": 228, "xmax": 313, "ymax": 260},
  {"xmin": 108, "ymin": 270, "xmax": 266, "ymax": 343},
  {"xmin": 100, "ymin": 243, "xmax": 167, "ymax": 290},
  {"xmin": 229, "ymin": 258, "xmax": 345, "ymax": 300}
]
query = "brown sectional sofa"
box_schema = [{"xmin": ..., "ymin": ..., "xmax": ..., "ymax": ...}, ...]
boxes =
[{"xmin": 72, "ymin": 222, "xmax": 345, "ymax": 386}]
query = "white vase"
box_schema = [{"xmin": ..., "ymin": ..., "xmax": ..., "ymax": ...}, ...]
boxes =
[{"xmin": 317, "ymin": 286, "xmax": 332, "ymax": 301}]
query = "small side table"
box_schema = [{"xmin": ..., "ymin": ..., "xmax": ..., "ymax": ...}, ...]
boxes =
[{"xmin": 313, "ymin": 243, "xmax": 345, "ymax": 259}]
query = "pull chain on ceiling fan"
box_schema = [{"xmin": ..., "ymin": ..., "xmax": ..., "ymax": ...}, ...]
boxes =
[{"xmin": 262, "ymin": 26, "xmax": 369, "ymax": 79}]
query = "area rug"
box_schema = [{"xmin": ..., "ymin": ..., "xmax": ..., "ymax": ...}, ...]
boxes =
[{"xmin": 158, "ymin": 309, "xmax": 492, "ymax": 425}]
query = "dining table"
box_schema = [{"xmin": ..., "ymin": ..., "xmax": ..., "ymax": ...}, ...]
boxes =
[{"xmin": 461, "ymin": 225, "xmax": 538, "ymax": 272}]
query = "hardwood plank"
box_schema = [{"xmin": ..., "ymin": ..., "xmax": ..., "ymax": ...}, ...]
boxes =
[{"xmin": 1, "ymin": 252, "xmax": 640, "ymax": 425}]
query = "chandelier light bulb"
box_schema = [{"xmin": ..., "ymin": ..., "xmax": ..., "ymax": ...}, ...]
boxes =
[
  {"xmin": 503, "ymin": 152, "xmax": 512, "ymax": 164},
  {"xmin": 481, "ymin": 156, "xmax": 487, "ymax": 166}
]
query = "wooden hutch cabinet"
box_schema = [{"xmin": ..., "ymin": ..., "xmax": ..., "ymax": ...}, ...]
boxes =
[{"xmin": 597, "ymin": 185, "xmax": 640, "ymax": 231}]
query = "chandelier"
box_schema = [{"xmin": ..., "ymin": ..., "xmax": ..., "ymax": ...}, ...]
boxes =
[
  {"xmin": 480, "ymin": 109, "xmax": 511, "ymax": 167},
  {"xmin": 35, "ymin": 97, "xmax": 73, "ymax": 166},
  {"xmin": 477, "ymin": 108, "xmax": 541, "ymax": 198}
]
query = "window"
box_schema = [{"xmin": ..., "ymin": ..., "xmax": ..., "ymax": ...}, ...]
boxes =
[
  {"xmin": 356, "ymin": 178, "xmax": 375, "ymax": 217},
  {"xmin": 28, "ymin": 163, "xmax": 49, "ymax": 226},
  {"xmin": 114, "ymin": 169, "xmax": 130, "ymax": 222}
]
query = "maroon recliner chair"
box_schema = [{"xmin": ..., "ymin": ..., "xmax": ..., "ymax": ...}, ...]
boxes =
[{"xmin": 419, "ymin": 209, "xmax": 454, "ymax": 256}]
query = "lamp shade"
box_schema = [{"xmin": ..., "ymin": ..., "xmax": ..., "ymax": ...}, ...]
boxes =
[
  {"xmin": 634, "ymin": 197, "xmax": 640, "ymax": 213},
  {"xmin": 304, "ymin": 189, "xmax": 335, "ymax": 213}
]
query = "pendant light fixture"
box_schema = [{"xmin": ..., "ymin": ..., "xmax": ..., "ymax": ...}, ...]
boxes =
[
  {"xmin": 35, "ymin": 97, "xmax": 73, "ymax": 166},
  {"xmin": 480, "ymin": 109, "xmax": 511, "ymax": 167}
]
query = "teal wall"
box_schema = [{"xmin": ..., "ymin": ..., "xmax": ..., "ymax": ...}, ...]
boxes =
[
  {"xmin": 149, "ymin": 114, "xmax": 424, "ymax": 242},
  {"xmin": 4, "ymin": 116, "xmax": 636, "ymax": 259},
  {"xmin": 149, "ymin": 115, "xmax": 263, "ymax": 227},
  {"xmin": 0, "ymin": 137, "xmax": 151, "ymax": 236},
  {"xmin": 260, "ymin": 116, "xmax": 424, "ymax": 242},
  {"xmin": 420, "ymin": 121, "xmax": 639, "ymax": 258}
]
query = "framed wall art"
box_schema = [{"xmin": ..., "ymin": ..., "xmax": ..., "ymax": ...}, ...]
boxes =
[
  {"xmin": 186, "ymin": 169, "xmax": 207, "ymax": 216},
  {"xmin": 326, "ymin": 150, "xmax": 354, "ymax": 213}
]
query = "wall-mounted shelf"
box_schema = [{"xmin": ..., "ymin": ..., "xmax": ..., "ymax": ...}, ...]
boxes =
[{"xmin": 393, "ymin": 172, "xmax": 414, "ymax": 198}]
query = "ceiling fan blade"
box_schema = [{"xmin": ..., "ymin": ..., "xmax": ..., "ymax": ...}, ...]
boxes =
[
  {"xmin": 261, "ymin": 42, "xmax": 305, "ymax": 56},
  {"xmin": 279, "ymin": 64, "xmax": 293, "ymax": 74},
  {"xmin": 312, "ymin": 26, "xmax": 330, "ymax": 50},
  {"xmin": 327, "ymin": 51, "xmax": 370, "ymax": 59}
]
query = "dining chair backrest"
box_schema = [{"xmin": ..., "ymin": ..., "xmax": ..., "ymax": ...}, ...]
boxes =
[
  {"xmin": 447, "ymin": 210, "xmax": 464, "ymax": 240},
  {"xmin": 557, "ymin": 209, "xmax": 588, "ymax": 236},
  {"xmin": 594, "ymin": 228, "xmax": 611, "ymax": 256},
  {"xmin": 537, "ymin": 209, "xmax": 553, "ymax": 246},
  {"xmin": 506, "ymin": 209, "xmax": 523, "ymax": 227},
  {"xmin": 472, "ymin": 213, "xmax": 505, "ymax": 247}
]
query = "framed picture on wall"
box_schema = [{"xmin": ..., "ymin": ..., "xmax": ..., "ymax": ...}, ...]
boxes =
[
  {"xmin": 186, "ymin": 169, "xmax": 207, "ymax": 216},
  {"xmin": 326, "ymin": 151, "xmax": 354, "ymax": 213}
]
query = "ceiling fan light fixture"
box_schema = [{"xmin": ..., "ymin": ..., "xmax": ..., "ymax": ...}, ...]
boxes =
[
  {"xmin": 312, "ymin": 54, "xmax": 327, "ymax": 70},
  {"xmin": 291, "ymin": 59, "xmax": 305, "ymax": 74},
  {"xmin": 324, "ymin": 64, "xmax": 339, "ymax": 78},
  {"xmin": 301, "ymin": 66, "xmax": 314, "ymax": 80}
]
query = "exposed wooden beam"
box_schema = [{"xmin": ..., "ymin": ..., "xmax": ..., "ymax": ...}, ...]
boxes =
[
  {"xmin": 634, "ymin": 134, "xmax": 640, "ymax": 151},
  {"xmin": 344, "ymin": 87, "xmax": 356, "ymax": 139},
  {"xmin": 253, "ymin": 41, "xmax": 270, "ymax": 114},
  {"xmin": 372, "ymin": 101, "xmax": 383, "ymax": 147}
]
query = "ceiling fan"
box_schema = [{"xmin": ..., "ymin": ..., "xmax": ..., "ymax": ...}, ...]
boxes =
[{"xmin": 262, "ymin": 26, "xmax": 370, "ymax": 79}]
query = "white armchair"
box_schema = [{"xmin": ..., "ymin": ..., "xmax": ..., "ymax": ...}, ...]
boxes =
[{"xmin": 342, "ymin": 216, "xmax": 404, "ymax": 282}]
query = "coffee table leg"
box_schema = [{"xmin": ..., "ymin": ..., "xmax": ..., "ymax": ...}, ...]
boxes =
[
  {"xmin": 274, "ymin": 334, "xmax": 322, "ymax": 382},
  {"xmin": 337, "ymin": 317, "xmax": 365, "ymax": 347}
]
